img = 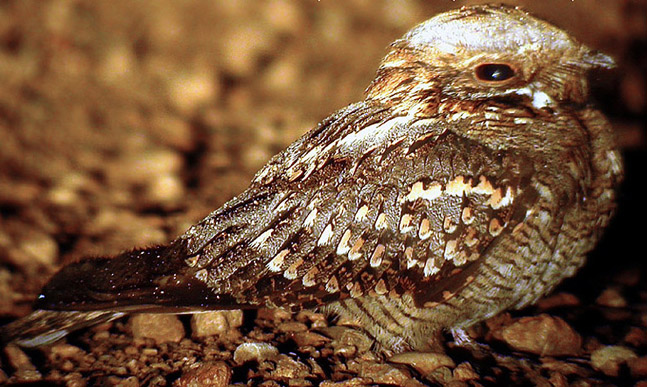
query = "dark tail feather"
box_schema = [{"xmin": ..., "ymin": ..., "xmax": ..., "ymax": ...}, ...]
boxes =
[{"xmin": 1, "ymin": 310, "xmax": 125, "ymax": 347}]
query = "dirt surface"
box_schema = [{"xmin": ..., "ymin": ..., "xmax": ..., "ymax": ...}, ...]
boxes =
[{"xmin": 1, "ymin": 0, "xmax": 646, "ymax": 386}]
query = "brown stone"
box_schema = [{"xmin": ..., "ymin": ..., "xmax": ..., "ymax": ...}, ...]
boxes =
[{"xmin": 495, "ymin": 314, "xmax": 581, "ymax": 356}]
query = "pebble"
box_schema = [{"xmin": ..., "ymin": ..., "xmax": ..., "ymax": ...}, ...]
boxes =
[
  {"xmin": 494, "ymin": 314, "xmax": 581, "ymax": 356},
  {"xmin": 168, "ymin": 68, "xmax": 218, "ymax": 114},
  {"xmin": 453, "ymin": 362, "xmax": 479, "ymax": 381},
  {"xmin": 356, "ymin": 362, "xmax": 425, "ymax": 386},
  {"xmin": 174, "ymin": 362, "xmax": 231, "ymax": 387},
  {"xmin": 596, "ymin": 288, "xmax": 628, "ymax": 308},
  {"xmin": 143, "ymin": 173, "xmax": 185, "ymax": 207},
  {"xmin": 233, "ymin": 342, "xmax": 279, "ymax": 364},
  {"xmin": 18, "ymin": 230, "xmax": 59, "ymax": 267},
  {"xmin": 4, "ymin": 345, "xmax": 42, "ymax": 381},
  {"xmin": 130, "ymin": 314, "xmax": 185, "ymax": 344},
  {"xmin": 590, "ymin": 345, "xmax": 637, "ymax": 377},
  {"xmin": 190, "ymin": 310, "xmax": 243, "ymax": 339},
  {"xmin": 290, "ymin": 331, "xmax": 331, "ymax": 348},
  {"xmin": 390, "ymin": 352, "xmax": 455, "ymax": 375},
  {"xmin": 629, "ymin": 357, "xmax": 647, "ymax": 378},
  {"xmin": 536, "ymin": 292, "xmax": 580, "ymax": 310},
  {"xmin": 269, "ymin": 355, "xmax": 310, "ymax": 380}
]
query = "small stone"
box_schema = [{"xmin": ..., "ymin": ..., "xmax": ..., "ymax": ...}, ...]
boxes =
[
  {"xmin": 175, "ymin": 362, "xmax": 231, "ymax": 387},
  {"xmin": 49, "ymin": 344, "xmax": 85, "ymax": 360},
  {"xmin": 596, "ymin": 288, "xmax": 627, "ymax": 308},
  {"xmin": 624, "ymin": 326, "xmax": 647, "ymax": 347},
  {"xmin": 143, "ymin": 174, "xmax": 185, "ymax": 207},
  {"xmin": 277, "ymin": 321, "xmax": 308, "ymax": 333},
  {"xmin": 590, "ymin": 345, "xmax": 637, "ymax": 377},
  {"xmin": 357, "ymin": 362, "xmax": 424, "ymax": 386},
  {"xmin": 191, "ymin": 310, "xmax": 243, "ymax": 339},
  {"xmin": 321, "ymin": 326, "xmax": 373, "ymax": 355},
  {"xmin": 130, "ymin": 314, "xmax": 185, "ymax": 344},
  {"xmin": 453, "ymin": 362, "xmax": 479, "ymax": 381},
  {"xmin": 4, "ymin": 345, "xmax": 41, "ymax": 381},
  {"xmin": 233, "ymin": 342, "xmax": 279, "ymax": 364},
  {"xmin": 390, "ymin": 352, "xmax": 455, "ymax": 375},
  {"xmin": 290, "ymin": 331, "xmax": 330, "ymax": 348},
  {"xmin": 18, "ymin": 231, "xmax": 59, "ymax": 267},
  {"xmin": 536, "ymin": 292, "xmax": 580, "ymax": 310},
  {"xmin": 168, "ymin": 68, "xmax": 218, "ymax": 114},
  {"xmin": 495, "ymin": 314, "xmax": 581, "ymax": 356},
  {"xmin": 628, "ymin": 356, "xmax": 647, "ymax": 378},
  {"xmin": 270, "ymin": 355, "xmax": 310, "ymax": 380}
]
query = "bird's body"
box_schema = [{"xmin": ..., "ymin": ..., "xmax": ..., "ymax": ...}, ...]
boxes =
[{"xmin": 2, "ymin": 5, "xmax": 622, "ymax": 353}]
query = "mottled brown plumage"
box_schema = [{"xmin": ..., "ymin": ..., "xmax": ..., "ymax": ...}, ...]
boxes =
[{"xmin": 2, "ymin": 5, "xmax": 622, "ymax": 353}]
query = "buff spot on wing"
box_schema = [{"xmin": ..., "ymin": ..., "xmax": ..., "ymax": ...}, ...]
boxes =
[
  {"xmin": 251, "ymin": 228, "xmax": 274, "ymax": 249},
  {"xmin": 424, "ymin": 257, "xmax": 440, "ymax": 277},
  {"xmin": 444, "ymin": 239, "xmax": 459, "ymax": 261},
  {"xmin": 375, "ymin": 213, "xmax": 388, "ymax": 230},
  {"xmin": 472, "ymin": 175, "xmax": 495, "ymax": 196},
  {"xmin": 405, "ymin": 181, "xmax": 442, "ymax": 202},
  {"xmin": 446, "ymin": 175, "xmax": 472, "ymax": 196},
  {"xmin": 325, "ymin": 276, "xmax": 340, "ymax": 293},
  {"xmin": 267, "ymin": 249, "xmax": 289, "ymax": 272},
  {"xmin": 370, "ymin": 244, "xmax": 385, "ymax": 267},
  {"xmin": 461, "ymin": 207, "xmax": 474, "ymax": 224},
  {"xmin": 336, "ymin": 229, "xmax": 352, "ymax": 255},
  {"xmin": 318, "ymin": 223, "xmax": 334, "ymax": 246},
  {"xmin": 486, "ymin": 186, "xmax": 515, "ymax": 209},
  {"xmin": 419, "ymin": 218, "xmax": 432, "ymax": 240},
  {"xmin": 283, "ymin": 258, "xmax": 303, "ymax": 280},
  {"xmin": 489, "ymin": 218, "xmax": 504, "ymax": 236},
  {"xmin": 375, "ymin": 278, "xmax": 388, "ymax": 295},
  {"xmin": 354, "ymin": 205, "xmax": 369, "ymax": 222},
  {"xmin": 399, "ymin": 213, "xmax": 414, "ymax": 233},
  {"xmin": 303, "ymin": 209, "xmax": 318, "ymax": 228},
  {"xmin": 350, "ymin": 282, "xmax": 363, "ymax": 298},
  {"xmin": 443, "ymin": 215, "xmax": 458, "ymax": 233},
  {"xmin": 303, "ymin": 267, "xmax": 320, "ymax": 287},
  {"xmin": 349, "ymin": 237, "xmax": 365, "ymax": 261}
]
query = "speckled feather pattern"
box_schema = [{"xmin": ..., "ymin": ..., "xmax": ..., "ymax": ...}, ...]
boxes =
[{"xmin": 2, "ymin": 4, "xmax": 622, "ymax": 353}]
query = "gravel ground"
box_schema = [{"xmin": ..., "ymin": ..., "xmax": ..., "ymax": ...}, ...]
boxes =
[{"xmin": 1, "ymin": 1, "xmax": 646, "ymax": 385}]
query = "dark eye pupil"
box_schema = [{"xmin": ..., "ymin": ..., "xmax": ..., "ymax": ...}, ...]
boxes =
[{"xmin": 475, "ymin": 64, "xmax": 515, "ymax": 82}]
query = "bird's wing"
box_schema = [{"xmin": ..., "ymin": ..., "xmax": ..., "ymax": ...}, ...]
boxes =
[{"xmin": 32, "ymin": 101, "xmax": 538, "ymax": 314}]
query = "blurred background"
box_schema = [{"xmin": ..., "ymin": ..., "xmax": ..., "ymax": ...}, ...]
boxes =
[{"xmin": 0, "ymin": 0, "xmax": 645, "ymax": 323}]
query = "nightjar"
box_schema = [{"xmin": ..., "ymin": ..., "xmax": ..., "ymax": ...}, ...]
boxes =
[{"xmin": 2, "ymin": 4, "xmax": 622, "ymax": 354}]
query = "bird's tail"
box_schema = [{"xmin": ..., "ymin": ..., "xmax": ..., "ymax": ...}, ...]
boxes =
[{"xmin": 1, "ymin": 310, "xmax": 125, "ymax": 347}]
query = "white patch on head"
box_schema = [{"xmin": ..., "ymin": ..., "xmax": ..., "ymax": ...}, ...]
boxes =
[{"xmin": 515, "ymin": 86, "xmax": 555, "ymax": 109}]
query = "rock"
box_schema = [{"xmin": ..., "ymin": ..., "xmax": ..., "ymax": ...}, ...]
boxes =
[
  {"xmin": 269, "ymin": 355, "xmax": 310, "ymax": 380},
  {"xmin": 453, "ymin": 362, "xmax": 479, "ymax": 381},
  {"xmin": 536, "ymin": 292, "xmax": 580, "ymax": 310},
  {"xmin": 191, "ymin": 310, "xmax": 243, "ymax": 339},
  {"xmin": 357, "ymin": 362, "xmax": 425, "ymax": 386},
  {"xmin": 4, "ymin": 344, "xmax": 41, "ymax": 381},
  {"xmin": 174, "ymin": 362, "xmax": 231, "ymax": 387},
  {"xmin": 233, "ymin": 342, "xmax": 279, "ymax": 364},
  {"xmin": 596, "ymin": 288, "xmax": 627, "ymax": 308},
  {"xmin": 390, "ymin": 352, "xmax": 455, "ymax": 375},
  {"xmin": 130, "ymin": 314, "xmax": 185, "ymax": 344},
  {"xmin": 629, "ymin": 357, "xmax": 647, "ymax": 378},
  {"xmin": 494, "ymin": 314, "xmax": 581, "ymax": 356},
  {"xmin": 590, "ymin": 345, "xmax": 637, "ymax": 377}
]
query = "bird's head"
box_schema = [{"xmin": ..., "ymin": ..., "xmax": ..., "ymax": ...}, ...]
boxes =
[{"xmin": 366, "ymin": 5, "xmax": 614, "ymax": 113}]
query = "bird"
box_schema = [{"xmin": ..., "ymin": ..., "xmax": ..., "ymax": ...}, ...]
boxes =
[{"xmin": 2, "ymin": 4, "xmax": 623, "ymax": 354}]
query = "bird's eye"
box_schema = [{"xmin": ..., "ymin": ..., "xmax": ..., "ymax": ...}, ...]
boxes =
[{"xmin": 474, "ymin": 63, "xmax": 516, "ymax": 82}]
